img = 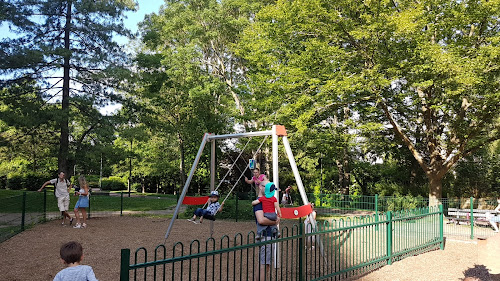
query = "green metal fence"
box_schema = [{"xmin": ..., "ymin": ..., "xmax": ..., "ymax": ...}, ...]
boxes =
[
  {"xmin": 0, "ymin": 191, "xmax": 51, "ymax": 242},
  {"xmin": 1, "ymin": 190, "xmax": 498, "ymax": 243},
  {"xmin": 119, "ymin": 206, "xmax": 444, "ymax": 281}
]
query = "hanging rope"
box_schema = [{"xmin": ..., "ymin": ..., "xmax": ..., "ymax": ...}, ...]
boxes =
[
  {"xmin": 213, "ymin": 137, "xmax": 253, "ymax": 192},
  {"xmin": 212, "ymin": 135, "xmax": 269, "ymax": 215}
]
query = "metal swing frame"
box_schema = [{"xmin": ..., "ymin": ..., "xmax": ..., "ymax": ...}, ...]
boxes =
[{"xmin": 164, "ymin": 126, "xmax": 320, "ymax": 266}]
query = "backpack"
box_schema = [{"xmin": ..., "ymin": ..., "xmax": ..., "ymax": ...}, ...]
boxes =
[{"xmin": 53, "ymin": 178, "xmax": 70, "ymax": 196}]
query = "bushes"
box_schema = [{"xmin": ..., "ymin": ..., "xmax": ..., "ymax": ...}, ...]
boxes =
[
  {"xmin": 5, "ymin": 172, "xmax": 51, "ymax": 191},
  {"xmin": 100, "ymin": 176, "xmax": 126, "ymax": 191}
]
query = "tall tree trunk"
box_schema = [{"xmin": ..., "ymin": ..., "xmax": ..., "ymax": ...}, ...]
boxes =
[
  {"xmin": 428, "ymin": 173, "xmax": 443, "ymax": 206},
  {"xmin": 59, "ymin": 0, "xmax": 72, "ymax": 175}
]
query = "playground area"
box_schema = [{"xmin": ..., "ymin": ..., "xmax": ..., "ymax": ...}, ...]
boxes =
[{"xmin": 0, "ymin": 215, "xmax": 498, "ymax": 281}]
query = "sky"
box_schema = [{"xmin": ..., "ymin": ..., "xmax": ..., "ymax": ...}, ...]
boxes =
[
  {"xmin": 0, "ymin": 1, "xmax": 164, "ymax": 41},
  {"xmin": 125, "ymin": 1, "xmax": 163, "ymax": 33},
  {"xmin": 103, "ymin": 0, "xmax": 165, "ymax": 114},
  {"xmin": 0, "ymin": 1, "xmax": 165, "ymax": 115}
]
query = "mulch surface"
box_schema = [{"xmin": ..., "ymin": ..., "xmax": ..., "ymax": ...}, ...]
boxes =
[{"xmin": 0, "ymin": 216, "xmax": 498, "ymax": 281}]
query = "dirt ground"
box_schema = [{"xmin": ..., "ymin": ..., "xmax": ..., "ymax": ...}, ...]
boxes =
[{"xmin": 0, "ymin": 216, "xmax": 498, "ymax": 281}]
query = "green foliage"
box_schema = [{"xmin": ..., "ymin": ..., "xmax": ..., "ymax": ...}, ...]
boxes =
[
  {"xmin": 100, "ymin": 176, "xmax": 127, "ymax": 191},
  {"xmin": 384, "ymin": 194, "xmax": 426, "ymax": 212},
  {"xmin": 5, "ymin": 172, "xmax": 51, "ymax": 191},
  {"xmin": 236, "ymin": 0, "xmax": 500, "ymax": 201}
]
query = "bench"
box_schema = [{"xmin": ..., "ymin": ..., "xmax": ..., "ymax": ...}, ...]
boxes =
[{"xmin": 446, "ymin": 208, "xmax": 495, "ymax": 227}]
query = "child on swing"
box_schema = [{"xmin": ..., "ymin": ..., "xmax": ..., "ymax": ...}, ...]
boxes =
[
  {"xmin": 188, "ymin": 191, "xmax": 224, "ymax": 224},
  {"xmin": 252, "ymin": 181, "xmax": 282, "ymax": 238}
]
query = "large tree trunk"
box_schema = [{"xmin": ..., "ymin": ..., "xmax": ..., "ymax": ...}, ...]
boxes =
[
  {"xmin": 428, "ymin": 174, "xmax": 443, "ymax": 206},
  {"xmin": 59, "ymin": 0, "xmax": 72, "ymax": 175}
]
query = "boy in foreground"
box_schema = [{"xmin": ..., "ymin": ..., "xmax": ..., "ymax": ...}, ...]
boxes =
[{"xmin": 53, "ymin": 241, "xmax": 98, "ymax": 281}]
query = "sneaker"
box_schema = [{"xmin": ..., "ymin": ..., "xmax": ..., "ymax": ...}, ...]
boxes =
[
  {"xmin": 73, "ymin": 224, "xmax": 82, "ymax": 229},
  {"xmin": 187, "ymin": 218, "xmax": 194, "ymax": 222},
  {"xmin": 82, "ymin": 223, "xmax": 87, "ymax": 228},
  {"xmin": 69, "ymin": 218, "xmax": 74, "ymax": 226},
  {"xmin": 192, "ymin": 221, "xmax": 199, "ymax": 224}
]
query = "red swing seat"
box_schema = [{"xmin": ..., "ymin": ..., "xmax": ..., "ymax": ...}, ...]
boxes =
[
  {"xmin": 182, "ymin": 196, "xmax": 209, "ymax": 205},
  {"xmin": 281, "ymin": 203, "xmax": 313, "ymax": 219}
]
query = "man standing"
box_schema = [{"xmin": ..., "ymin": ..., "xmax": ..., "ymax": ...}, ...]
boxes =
[
  {"xmin": 253, "ymin": 180, "xmax": 279, "ymax": 281},
  {"xmin": 38, "ymin": 171, "xmax": 73, "ymax": 226}
]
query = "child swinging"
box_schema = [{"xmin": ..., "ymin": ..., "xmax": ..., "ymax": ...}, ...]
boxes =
[{"xmin": 187, "ymin": 191, "xmax": 224, "ymax": 224}]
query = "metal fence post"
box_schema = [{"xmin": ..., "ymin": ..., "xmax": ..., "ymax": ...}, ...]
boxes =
[
  {"xmin": 121, "ymin": 192, "xmax": 124, "ymax": 216},
  {"xmin": 470, "ymin": 197, "xmax": 474, "ymax": 240},
  {"xmin": 439, "ymin": 204, "xmax": 444, "ymax": 250},
  {"xmin": 120, "ymin": 248, "xmax": 130, "ymax": 281},
  {"xmin": 21, "ymin": 192, "xmax": 26, "ymax": 231},
  {"xmin": 235, "ymin": 194, "xmax": 238, "ymax": 222},
  {"xmin": 43, "ymin": 189, "xmax": 47, "ymax": 221},
  {"xmin": 176, "ymin": 192, "xmax": 179, "ymax": 219},
  {"xmin": 299, "ymin": 217, "xmax": 305, "ymax": 281},
  {"xmin": 375, "ymin": 194, "xmax": 379, "ymax": 231},
  {"xmin": 386, "ymin": 211, "xmax": 393, "ymax": 265},
  {"xmin": 88, "ymin": 193, "xmax": 91, "ymax": 219}
]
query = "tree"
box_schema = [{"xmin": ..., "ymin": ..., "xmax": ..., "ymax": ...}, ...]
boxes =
[
  {"xmin": 237, "ymin": 0, "xmax": 500, "ymax": 204},
  {"xmin": 0, "ymin": 0, "xmax": 136, "ymax": 175},
  {"xmin": 0, "ymin": 81, "xmax": 58, "ymax": 174}
]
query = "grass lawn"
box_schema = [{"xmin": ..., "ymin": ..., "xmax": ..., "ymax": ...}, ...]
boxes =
[{"xmin": 0, "ymin": 189, "xmax": 178, "ymax": 213}]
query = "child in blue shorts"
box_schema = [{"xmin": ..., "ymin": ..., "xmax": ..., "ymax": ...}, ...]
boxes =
[
  {"xmin": 73, "ymin": 176, "xmax": 90, "ymax": 229},
  {"xmin": 188, "ymin": 191, "xmax": 224, "ymax": 224}
]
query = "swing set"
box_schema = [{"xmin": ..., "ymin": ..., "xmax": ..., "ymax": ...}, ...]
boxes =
[{"xmin": 164, "ymin": 125, "xmax": 318, "ymax": 241}]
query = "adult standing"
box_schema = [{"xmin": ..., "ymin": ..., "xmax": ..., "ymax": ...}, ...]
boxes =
[
  {"xmin": 253, "ymin": 180, "xmax": 279, "ymax": 281},
  {"xmin": 38, "ymin": 171, "xmax": 73, "ymax": 226},
  {"xmin": 245, "ymin": 168, "xmax": 267, "ymax": 192},
  {"xmin": 488, "ymin": 197, "xmax": 500, "ymax": 233},
  {"xmin": 304, "ymin": 203, "xmax": 318, "ymax": 248}
]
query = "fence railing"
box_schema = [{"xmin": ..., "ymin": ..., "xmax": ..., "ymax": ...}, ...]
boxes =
[
  {"xmin": 119, "ymin": 206, "xmax": 444, "ymax": 281},
  {"xmin": 1, "ymin": 190, "xmax": 498, "ymax": 243}
]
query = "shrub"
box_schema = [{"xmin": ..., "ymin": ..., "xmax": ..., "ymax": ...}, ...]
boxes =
[
  {"xmin": 6, "ymin": 172, "xmax": 51, "ymax": 191},
  {"xmin": 100, "ymin": 176, "xmax": 126, "ymax": 191}
]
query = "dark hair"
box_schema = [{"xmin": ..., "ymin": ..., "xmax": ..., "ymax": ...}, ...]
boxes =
[{"xmin": 60, "ymin": 241, "xmax": 83, "ymax": 264}]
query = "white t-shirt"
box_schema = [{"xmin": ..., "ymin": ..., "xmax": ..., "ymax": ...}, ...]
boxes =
[
  {"xmin": 50, "ymin": 178, "xmax": 70, "ymax": 198},
  {"xmin": 53, "ymin": 265, "xmax": 98, "ymax": 281}
]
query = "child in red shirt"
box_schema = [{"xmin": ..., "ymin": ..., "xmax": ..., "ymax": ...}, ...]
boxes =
[{"xmin": 252, "ymin": 182, "xmax": 281, "ymax": 237}]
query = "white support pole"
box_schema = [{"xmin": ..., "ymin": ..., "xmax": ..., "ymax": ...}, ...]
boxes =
[
  {"xmin": 210, "ymin": 139, "xmax": 216, "ymax": 237},
  {"xmin": 283, "ymin": 135, "xmax": 326, "ymax": 264},
  {"xmin": 282, "ymin": 136, "xmax": 309, "ymax": 205},
  {"xmin": 211, "ymin": 140, "xmax": 216, "ymax": 192},
  {"xmin": 164, "ymin": 133, "xmax": 210, "ymax": 240},
  {"xmin": 272, "ymin": 125, "xmax": 280, "ymax": 268},
  {"xmin": 272, "ymin": 125, "xmax": 279, "ymax": 197}
]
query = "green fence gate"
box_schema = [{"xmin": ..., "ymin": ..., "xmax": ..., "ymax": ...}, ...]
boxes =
[{"xmin": 120, "ymin": 206, "xmax": 444, "ymax": 281}]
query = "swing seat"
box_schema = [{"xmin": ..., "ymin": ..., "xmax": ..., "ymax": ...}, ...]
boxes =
[
  {"xmin": 281, "ymin": 203, "xmax": 313, "ymax": 219},
  {"xmin": 182, "ymin": 196, "xmax": 209, "ymax": 205}
]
